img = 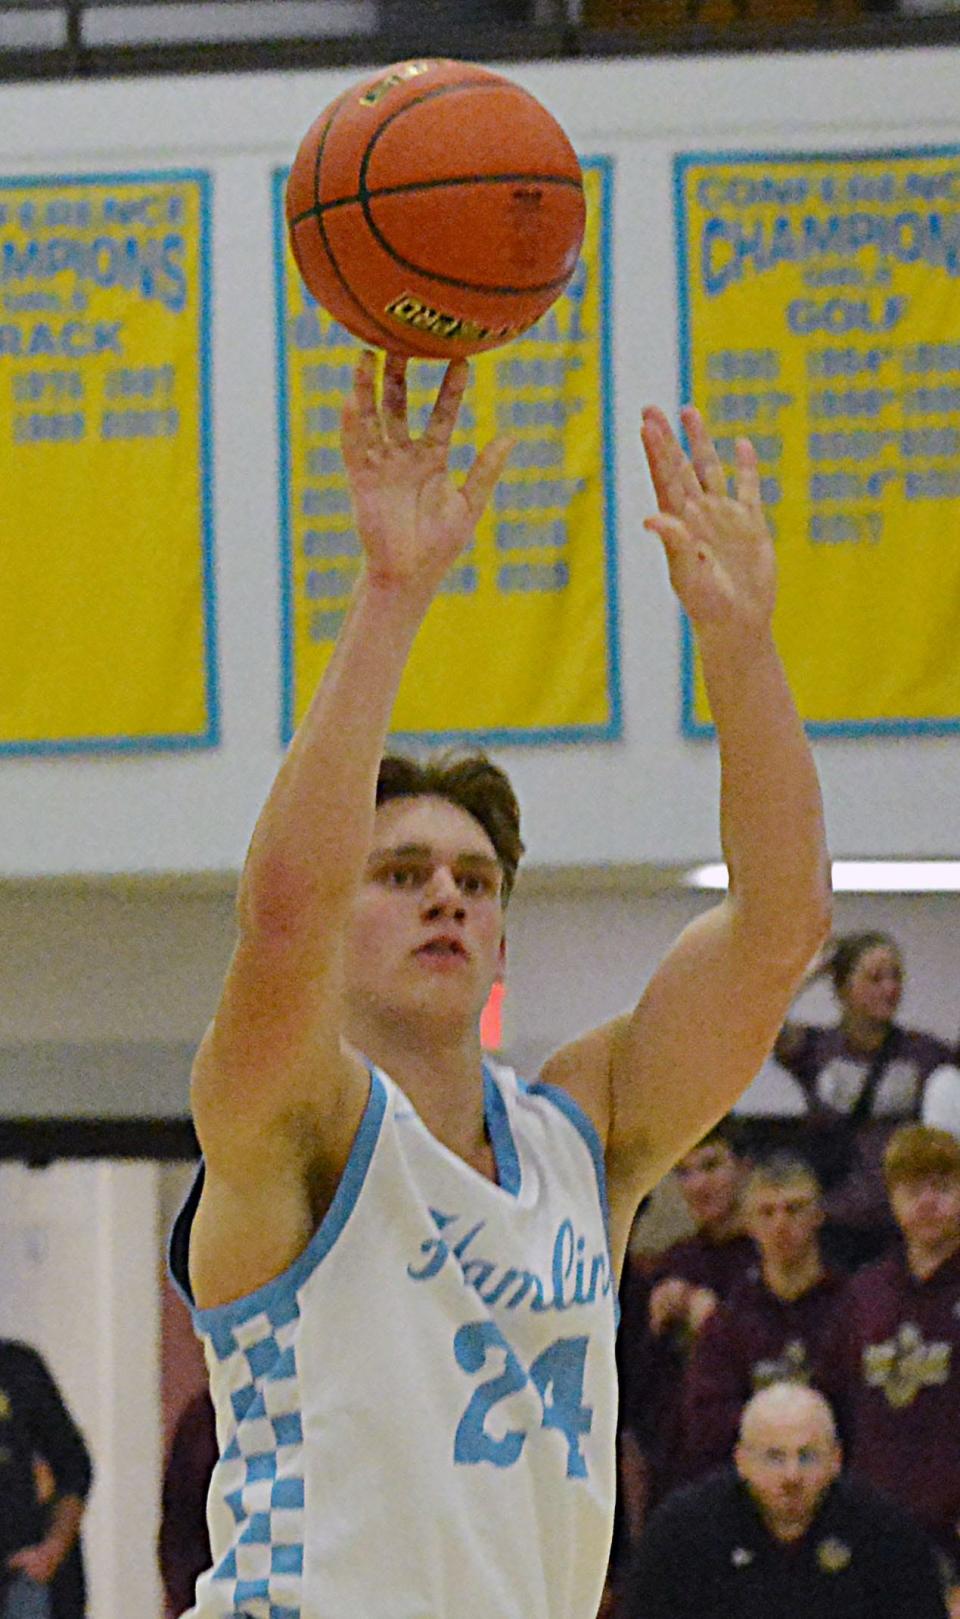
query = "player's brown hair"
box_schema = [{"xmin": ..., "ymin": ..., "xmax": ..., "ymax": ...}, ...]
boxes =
[
  {"xmin": 884, "ymin": 1123, "xmax": 960, "ymax": 1189},
  {"xmin": 376, "ymin": 750, "xmax": 524, "ymax": 905}
]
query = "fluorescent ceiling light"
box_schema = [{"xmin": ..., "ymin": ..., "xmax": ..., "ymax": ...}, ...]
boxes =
[{"xmin": 684, "ymin": 861, "xmax": 960, "ymax": 893}]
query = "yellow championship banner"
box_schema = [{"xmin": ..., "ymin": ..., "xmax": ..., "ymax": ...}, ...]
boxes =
[
  {"xmin": 675, "ymin": 148, "xmax": 960, "ymax": 736},
  {"xmin": 273, "ymin": 157, "xmax": 620, "ymax": 744},
  {"xmin": 0, "ymin": 171, "xmax": 217, "ymax": 755}
]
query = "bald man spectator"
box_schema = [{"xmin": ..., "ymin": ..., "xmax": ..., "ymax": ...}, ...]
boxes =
[
  {"xmin": 680, "ymin": 1155, "xmax": 845, "ymax": 1479},
  {"xmin": 621, "ymin": 1383, "xmax": 947, "ymax": 1619},
  {"xmin": 823, "ymin": 1124, "xmax": 960, "ymax": 1605}
]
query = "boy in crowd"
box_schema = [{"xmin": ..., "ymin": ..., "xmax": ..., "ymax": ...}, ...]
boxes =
[
  {"xmin": 679, "ymin": 1154, "xmax": 845, "ymax": 1479},
  {"xmin": 615, "ymin": 1120, "xmax": 755, "ymax": 1532},
  {"xmin": 824, "ymin": 1124, "xmax": 960, "ymax": 1604}
]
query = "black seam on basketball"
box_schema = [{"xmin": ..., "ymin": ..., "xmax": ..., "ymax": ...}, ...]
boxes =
[
  {"xmin": 354, "ymin": 202, "xmax": 576, "ymax": 299},
  {"xmin": 294, "ymin": 211, "xmax": 450, "ymax": 358},
  {"xmin": 295, "ymin": 89, "xmax": 442, "ymax": 354},
  {"xmin": 352, "ymin": 84, "xmax": 580, "ymax": 298},
  {"xmin": 360, "ymin": 80, "xmax": 518, "ymax": 166},
  {"xmin": 312, "ymin": 87, "xmax": 355, "ymax": 213},
  {"xmin": 301, "ymin": 172, "xmax": 582, "ymax": 226}
]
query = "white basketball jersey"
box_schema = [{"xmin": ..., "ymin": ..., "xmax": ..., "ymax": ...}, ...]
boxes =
[{"xmin": 170, "ymin": 1061, "xmax": 618, "ymax": 1619}]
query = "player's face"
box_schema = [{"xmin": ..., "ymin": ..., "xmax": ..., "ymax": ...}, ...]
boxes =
[
  {"xmin": 344, "ymin": 794, "xmax": 506, "ymax": 1030},
  {"xmin": 890, "ymin": 1173, "xmax": 960, "ymax": 1251},
  {"xmin": 736, "ymin": 1409, "xmax": 840, "ymax": 1540},
  {"xmin": 841, "ymin": 944, "xmax": 903, "ymax": 1023},
  {"xmin": 675, "ymin": 1142, "xmax": 742, "ymax": 1229},
  {"xmin": 745, "ymin": 1181, "xmax": 823, "ymax": 1268}
]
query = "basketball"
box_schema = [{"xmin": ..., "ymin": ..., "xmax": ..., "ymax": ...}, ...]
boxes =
[{"xmin": 285, "ymin": 58, "xmax": 586, "ymax": 359}]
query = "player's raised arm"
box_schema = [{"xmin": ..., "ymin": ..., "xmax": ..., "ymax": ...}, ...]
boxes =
[
  {"xmin": 191, "ymin": 354, "xmax": 513, "ymax": 1190},
  {"xmin": 543, "ymin": 407, "xmax": 830, "ymax": 1260}
]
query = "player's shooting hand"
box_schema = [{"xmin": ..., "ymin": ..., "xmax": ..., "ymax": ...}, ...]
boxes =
[
  {"xmin": 641, "ymin": 405, "xmax": 776, "ymax": 636},
  {"xmin": 341, "ymin": 352, "xmax": 514, "ymax": 605}
]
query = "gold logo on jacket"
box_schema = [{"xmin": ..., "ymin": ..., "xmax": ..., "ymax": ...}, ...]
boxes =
[
  {"xmin": 753, "ymin": 1339, "xmax": 812, "ymax": 1390},
  {"xmin": 817, "ymin": 1537, "xmax": 852, "ymax": 1573},
  {"xmin": 863, "ymin": 1322, "xmax": 950, "ymax": 1408}
]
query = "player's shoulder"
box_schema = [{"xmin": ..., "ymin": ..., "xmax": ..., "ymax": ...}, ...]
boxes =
[{"xmin": 535, "ymin": 1018, "xmax": 620, "ymax": 1145}]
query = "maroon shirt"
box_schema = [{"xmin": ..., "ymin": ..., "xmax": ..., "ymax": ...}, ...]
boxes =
[
  {"xmin": 617, "ymin": 1234, "xmax": 755, "ymax": 1501},
  {"xmin": 780, "ymin": 1024, "xmax": 953, "ymax": 1229},
  {"xmin": 680, "ymin": 1265, "xmax": 847, "ymax": 1481},
  {"xmin": 823, "ymin": 1245, "xmax": 960, "ymax": 1569}
]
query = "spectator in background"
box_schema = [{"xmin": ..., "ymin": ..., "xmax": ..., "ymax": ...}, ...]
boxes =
[
  {"xmin": 158, "ymin": 1388, "xmax": 218, "ymax": 1618},
  {"xmin": 621, "ymin": 1381, "xmax": 948, "ymax": 1619},
  {"xmin": 775, "ymin": 931, "xmax": 960, "ymax": 1269},
  {"xmin": 823, "ymin": 1124, "xmax": 960, "ymax": 1607},
  {"xmin": 615, "ymin": 1120, "xmax": 754, "ymax": 1537},
  {"xmin": 0, "ymin": 1340, "xmax": 91, "ymax": 1619},
  {"xmin": 680, "ymin": 1154, "xmax": 845, "ymax": 1480}
]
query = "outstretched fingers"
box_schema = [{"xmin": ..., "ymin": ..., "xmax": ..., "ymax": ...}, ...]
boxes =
[
  {"xmin": 641, "ymin": 407, "xmax": 702, "ymax": 516},
  {"xmin": 421, "ymin": 360, "xmax": 470, "ymax": 450},
  {"xmin": 462, "ymin": 434, "xmax": 516, "ymax": 522},
  {"xmin": 680, "ymin": 406, "xmax": 726, "ymax": 497},
  {"xmin": 381, "ymin": 353, "xmax": 410, "ymax": 446},
  {"xmin": 733, "ymin": 435, "xmax": 762, "ymax": 513},
  {"xmin": 341, "ymin": 350, "xmax": 382, "ymax": 467}
]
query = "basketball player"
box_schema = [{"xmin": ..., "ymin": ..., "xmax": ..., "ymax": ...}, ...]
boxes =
[{"xmin": 170, "ymin": 353, "xmax": 830, "ymax": 1619}]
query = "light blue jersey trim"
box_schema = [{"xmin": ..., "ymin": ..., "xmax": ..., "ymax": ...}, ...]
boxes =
[
  {"xmin": 525, "ymin": 1082, "xmax": 618, "ymax": 1323},
  {"xmin": 184, "ymin": 1070, "xmax": 387, "ymax": 1334},
  {"xmin": 483, "ymin": 1062, "xmax": 522, "ymax": 1197}
]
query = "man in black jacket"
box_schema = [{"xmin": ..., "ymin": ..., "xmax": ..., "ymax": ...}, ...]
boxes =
[
  {"xmin": 0, "ymin": 1340, "xmax": 91, "ymax": 1619},
  {"xmin": 621, "ymin": 1381, "xmax": 947, "ymax": 1619}
]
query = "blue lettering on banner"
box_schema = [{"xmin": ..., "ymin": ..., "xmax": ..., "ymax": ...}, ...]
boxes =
[
  {"xmin": 901, "ymin": 342, "xmax": 960, "ymax": 373},
  {"xmin": 12, "ymin": 411, "xmax": 85, "ymax": 443},
  {"xmin": 309, "ymin": 609, "xmax": 345, "ymax": 641},
  {"xmin": 702, "ymin": 211, "xmax": 960, "ymax": 296},
  {"xmin": 0, "ymin": 321, "xmax": 123, "ymax": 359},
  {"xmin": 786, "ymin": 297, "xmax": 907, "ymax": 336},
  {"xmin": 905, "ymin": 468, "xmax": 960, "ymax": 498},
  {"xmin": 498, "ymin": 562, "xmax": 570, "ymax": 593},
  {"xmin": 0, "ymin": 233, "xmax": 187, "ymax": 312}
]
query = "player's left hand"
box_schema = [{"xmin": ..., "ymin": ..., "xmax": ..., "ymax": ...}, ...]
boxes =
[{"xmin": 641, "ymin": 405, "xmax": 776, "ymax": 635}]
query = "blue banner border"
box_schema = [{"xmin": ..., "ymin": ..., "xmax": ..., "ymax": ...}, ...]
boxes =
[
  {"xmin": 0, "ymin": 167, "xmax": 220, "ymax": 758},
  {"xmin": 673, "ymin": 143, "xmax": 960, "ymax": 740},
  {"xmin": 272, "ymin": 154, "xmax": 621, "ymax": 748}
]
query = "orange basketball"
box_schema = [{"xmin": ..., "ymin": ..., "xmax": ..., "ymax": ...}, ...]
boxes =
[{"xmin": 285, "ymin": 58, "xmax": 586, "ymax": 359}]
